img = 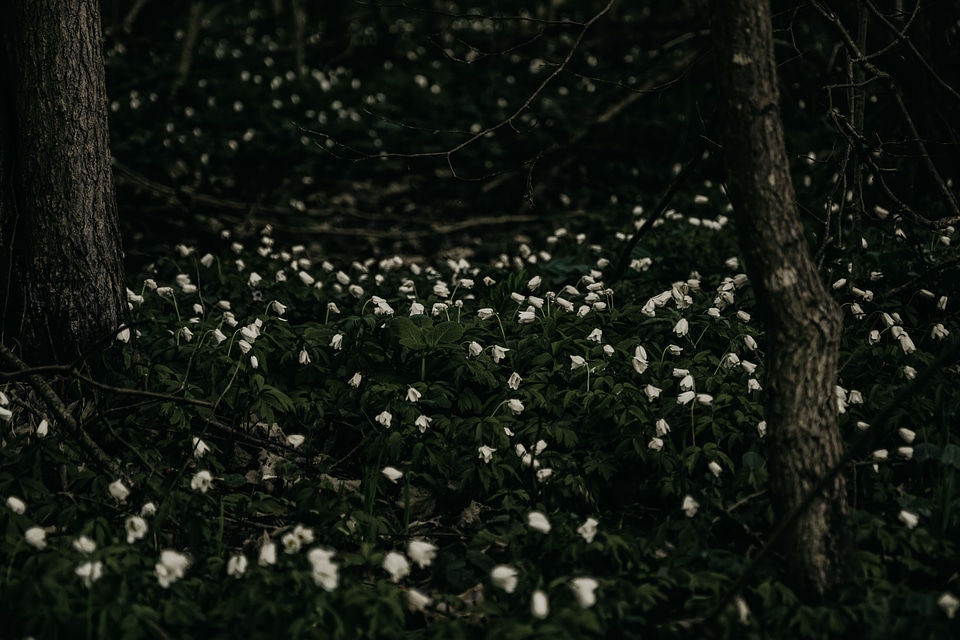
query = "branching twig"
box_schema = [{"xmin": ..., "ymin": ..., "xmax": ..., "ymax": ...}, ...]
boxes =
[
  {"xmin": 170, "ymin": 1, "xmax": 204, "ymax": 100},
  {"xmin": 0, "ymin": 344, "xmax": 126, "ymax": 482},
  {"xmin": 610, "ymin": 115, "xmax": 716, "ymax": 283}
]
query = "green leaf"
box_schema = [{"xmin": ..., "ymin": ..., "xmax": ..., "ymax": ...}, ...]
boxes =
[{"xmin": 742, "ymin": 451, "xmax": 766, "ymax": 470}]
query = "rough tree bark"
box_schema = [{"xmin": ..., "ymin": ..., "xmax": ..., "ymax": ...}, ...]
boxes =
[
  {"xmin": 0, "ymin": 0, "xmax": 128, "ymax": 365},
  {"xmin": 711, "ymin": 0, "xmax": 855, "ymax": 597}
]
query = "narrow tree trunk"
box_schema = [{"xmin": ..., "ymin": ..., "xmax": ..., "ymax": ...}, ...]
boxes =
[
  {"xmin": 711, "ymin": 0, "xmax": 854, "ymax": 597},
  {"xmin": 0, "ymin": 0, "xmax": 127, "ymax": 365}
]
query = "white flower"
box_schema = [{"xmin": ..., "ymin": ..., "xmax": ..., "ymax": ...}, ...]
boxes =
[
  {"xmin": 757, "ymin": 421, "xmax": 767, "ymax": 438},
  {"xmin": 281, "ymin": 532, "xmax": 302, "ymax": 554},
  {"xmin": 507, "ymin": 372, "xmax": 522, "ymax": 390},
  {"xmin": 238, "ymin": 339, "xmax": 253, "ymax": 354},
  {"xmin": 294, "ymin": 524, "xmax": 315, "ymax": 546},
  {"xmin": 507, "ymin": 398, "xmax": 524, "ymax": 414},
  {"xmin": 682, "ymin": 495, "xmax": 699, "ymax": 517},
  {"xmin": 570, "ymin": 577, "xmax": 599, "ymax": 607},
  {"xmin": 740, "ymin": 360, "xmax": 758, "ymax": 374},
  {"xmin": 409, "ymin": 301, "xmax": 425, "ymax": 316},
  {"xmin": 73, "ymin": 535, "xmax": 97, "ymax": 555},
  {"xmin": 407, "ymin": 588, "xmax": 432, "ymax": 612},
  {"xmin": 679, "ymin": 374, "xmax": 695, "ymax": 391},
  {"xmin": 736, "ymin": 596, "xmax": 750, "ymax": 624},
  {"xmin": 348, "ymin": 372, "xmax": 362, "ymax": 387},
  {"xmin": 706, "ymin": 307, "xmax": 721, "ymax": 318},
  {"xmin": 736, "ymin": 310, "xmax": 751, "ymax": 323},
  {"xmin": 898, "ymin": 428, "xmax": 916, "ymax": 443},
  {"xmin": 644, "ymin": 385, "xmax": 662, "ymax": 401},
  {"xmin": 744, "ymin": 335, "xmax": 758, "ymax": 351},
  {"xmin": 938, "ymin": 592, "xmax": 960, "ymax": 619},
  {"xmin": 407, "ymin": 387, "xmax": 421, "ymax": 403},
  {"xmin": 932, "ymin": 323, "xmax": 950, "ymax": 340},
  {"xmin": 898, "ymin": 510, "xmax": 919, "ymax": 529},
  {"xmin": 490, "ymin": 565, "xmax": 519, "ymax": 594},
  {"xmin": 578, "ymin": 517, "xmax": 599, "ymax": 543},
  {"xmin": 902, "ymin": 366, "xmax": 917, "ymax": 380},
  {"xmin": 655, "ymin": 419, "xmax": 670, "ymax": 436},
  {"xmin": 602, "ymin": 344, "xmax": 615, "ymax": 356},
  {"xmin": 155, "ymin": 550, "xmax": 190, "ymax": 588},
  {"xmin": 212, "ymin": 328, "xmax": 227, "ymax": 344},
  {"xmin": 868, "ymin": 329, "xmax": 881, "ymax": 345},
  {"xmin": 116, "ymin": 327, "xmax": 131, "ymax": 343},
  {"xmin": 897, "ymin": 447, "xmax": 914, "ymax": 459},
  {"xmin": 407, "ymin": 540, "xmax": 438, "ymax": 568},
  {"xmin": 478, "ymin": 445, "xmax": 496, "ymax": 463},
  {"xmin": 76, "ymin": 560, "xmax": 103, "ymax": 588},
  {"xmin": 666, "ymin": 344, "xmax": 683, "ymax": 355},
  {"xmin": 531, "ymin": 589, "xmax": 550, "ymax": 619},
  {"xmin": 299, "ymin": 348, "xmax": 310, "ymax": 364},
  {"xmin": 468, "ymin": 341, "xmax": 483, "ymax": 357},
  {"xmin": 518, "ymin": 309, "xmax": 537, "ymax": 324},
  {"xmin": 570, "ymin": 355, "xmax": 586, "ymax": 370},
  {"xmin": 25, "ymin": 526, "xmax": 47, "ymax": 549},
  {"xmin": 673, "ymin": 318, "xmax": 689, "ymax": 337},
  {"xmin": 898, "ymin": 332, "xmax": 916, "ymax": 354},
  {"xmin": 109, "ymin": 479, "xmax": 130, "ymax": 503},
  {"xmin": 696, "ymin": 393, "xmax": 714, "ymax": 405},
  {"xmin": 723, "ymin": 353, "xmax": 741, "ymax": 369},
  {"xmin": 141, "ymin": 501, "xmax": 157, "ymax": 517},
  {"xmin": 677, "ymin": 390, "xmax": 696, "ymax": 405},
  {"xmin": 126, "ymin": 516, "xmax": 148, "ymax": 543},
  {"xmin": 632, "ymin": 346, "xmax": 649, "ymax": 374},
  {"xmin": 527, "ymin": 511, "xmax": 551, "ymax": 534},
  {"xmin": 250, "ymin": 355, "xmax": 259, "ymax": 369},
  {"xmin": 383, "ymin": 551, "xmax": 412, "ymax": 583},
  {"xmin": 286, "ymin": 434, "xmax": 305, "ymax": 448},
  {"xmin": 708, "ymin": 461, "xmax": 722, "ymax": 477},
  {"xmin": 747, "ymin": 378, "xmax": 762, "ymax": 392},
  {"xmin": 36, "ymin": 419, "xmax": 48, "ymax": 437},
  {"xmin": 227, "ymin": 554, "xmax": 248, "ymax": 578},
  {"xmin": 192, "ymin": 437, "xmax": 210, "ymax": 458},
  {"xmin": 478, "ymin": 308, "xmax": 496, "ymax": 320},
  {"xmin": 375, "ymin": 411, "xmax": 393, "ymax": 428},
  {"xmin": 527, "ymin": 275, "xmax": 542, "ymax": 291},
  {"xmin": 536, "ymin": 468, "xmax": 553, "ymax": 482},
  {"xmin": 6, "ymin": 496, "xmax": 26, "ymax": 514},
  {"xmin": 258, "ymin": 540, "xmax": 277, "ymax": 566},
  {"xmin": 186, "ymin": 469, "xmax": 212, "ymax": 494},
  {"xmin": 648, "ymin": 437, "xmax": 664, "ymax": 451},
  {"xmin": 330, "ymin": 333, "xmax": 343, "ymax": 350},
  {"xmin": 382, "ymin": 466, "xmax": 404, "ymax": 483},
  {"xmin": 240, "ymin": 324, "xmax": 259, "ymax": 342},
  {"xmin": 492, "ymin": 345, "xmax": 510, "ymax": 363},
  {"xmin": 415, "ymin": 415, "xmax": 432, "ymax": 434},
  {"xmin": 586, "ymin": 328, "xmax": 602, "ymax": 343}
]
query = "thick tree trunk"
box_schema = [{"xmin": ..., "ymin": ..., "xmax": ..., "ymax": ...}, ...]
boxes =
[
  {"xmin": 0, "ymin": 0, "xmax": 127, "ymax": 365},
  {"xmin": 711, "ymin": 0, "xmax": 854, "ymax": 597}
]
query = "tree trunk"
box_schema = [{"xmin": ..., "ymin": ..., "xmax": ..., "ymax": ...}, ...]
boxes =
[
  {"xmin": 711, "ymin": 0, "xmax": 855, "ymax": 597},
  {"xmin": 0, "ymin": 0, "xmax": 127, "ymax": 365}
]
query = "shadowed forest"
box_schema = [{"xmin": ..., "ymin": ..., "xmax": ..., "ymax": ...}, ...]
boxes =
[{"xmin": 2, "ymin": 1, "xmax": 960, "ymax": 638}]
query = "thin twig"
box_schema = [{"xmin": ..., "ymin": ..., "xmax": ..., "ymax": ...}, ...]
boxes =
[{"xmin": 0, "ymin": 344, "xmax": 126, "ymax": 482}]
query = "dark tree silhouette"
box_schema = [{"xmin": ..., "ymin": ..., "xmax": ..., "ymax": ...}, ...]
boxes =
[
  {"xmin": 711, "ymin": 0, "xmax": 855, "ymax": 597},
  {"xmin": 0, "ymin": 0, "xmax": 127, "ymax": 365}
]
